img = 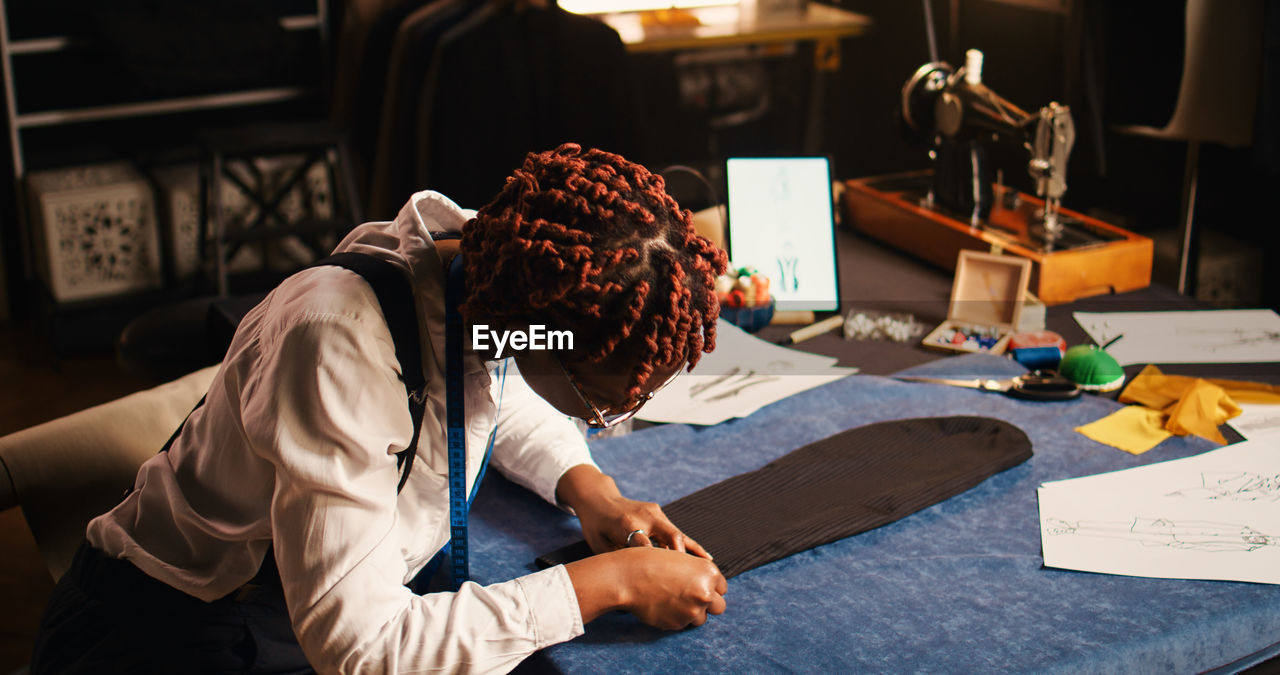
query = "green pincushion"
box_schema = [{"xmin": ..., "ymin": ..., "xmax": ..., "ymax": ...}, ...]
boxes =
[{"xmin": 1059, "ymin": 344, "xmax": 1126, "ymax": 392}]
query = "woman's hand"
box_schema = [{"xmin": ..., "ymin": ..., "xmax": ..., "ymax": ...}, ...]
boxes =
[
  {"xmin": 556, "ymin": 464, "xmax": 712, "ymax": 560},
  {"xmin": 565, "ymin": 547, "xmax": 727, "ymax": 630}
]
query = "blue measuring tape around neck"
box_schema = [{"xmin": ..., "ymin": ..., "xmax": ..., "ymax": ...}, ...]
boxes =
[
  {"xmin": 436, "ymin": 252, "xmax": 504, "ymax": 592},
  {"xmin": 444, "ymin": 253, "xmax": 471, "ymax": 591}
]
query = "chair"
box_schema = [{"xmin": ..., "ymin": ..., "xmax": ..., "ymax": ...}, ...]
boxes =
[
  {"xmin": 116, "ymin": 120, "xmax": 362, "ymax": 382},
  {"xmin": 0, "ymin": 366, "xmax": 217, "ymax": 581},
  {"xmin": 1112, "ymin": 0, "xmax": 1265, "ymax": 296},
  {"xmin": 201, "ymin": 120, "xmax": 364, "ymax": 298}
]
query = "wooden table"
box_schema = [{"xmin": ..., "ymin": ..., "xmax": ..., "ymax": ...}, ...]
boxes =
[
  {"xmin": 584, "ymin": 2, "xmax": 872, "ymax": 153},
  {"xmin": 592, "ymin": 2, "xmax": 871, "ymax": 53}
]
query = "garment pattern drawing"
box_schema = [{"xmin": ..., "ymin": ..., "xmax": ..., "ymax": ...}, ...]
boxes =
[
  {"xmin": 1231, "ymin": 410, "xmax": 1280, "ymax": 437},
  {"xmin": 1045, "ymin": 517, "xmax": 1276, "ymax": 553},
  {"xmin": 1166, "ymin": 472, "xmax": 1280, "ymax": 502},
  {"xmin": 1175, "ymin": 326, "xmax": 1280, "ymax": 352}
]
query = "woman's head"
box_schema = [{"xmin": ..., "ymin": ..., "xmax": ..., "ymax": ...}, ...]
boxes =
[{"xmin": 461, "ymin": 143, "xmax": 728, "ymax": 405}]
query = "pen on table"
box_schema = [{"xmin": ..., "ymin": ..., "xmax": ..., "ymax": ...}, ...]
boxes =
[{"xmin": 777, "ymin": 315, "xmax": 844, "ymax": 346}]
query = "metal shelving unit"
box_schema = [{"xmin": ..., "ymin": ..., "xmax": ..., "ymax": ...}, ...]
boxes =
[{"xmin": 0, "ymin": 0, "xmax": 329, "ymax": 319}]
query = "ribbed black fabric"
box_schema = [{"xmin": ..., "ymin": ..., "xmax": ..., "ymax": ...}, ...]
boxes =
[{"xmin": 537, "ymin": 416, "xmax": 1032, "ymax": 579}]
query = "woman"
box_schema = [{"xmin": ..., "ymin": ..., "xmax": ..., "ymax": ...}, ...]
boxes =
[{"xmin": 32, "ymin": 143, "xmax": 729, "ymax": 673}]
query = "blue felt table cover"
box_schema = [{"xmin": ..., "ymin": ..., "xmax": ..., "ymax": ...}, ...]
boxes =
[{"xmin": 468, "ymin": 353, "xmax": 1280, "ymax": 672}]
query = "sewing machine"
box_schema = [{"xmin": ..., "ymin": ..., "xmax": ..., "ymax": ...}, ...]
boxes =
[{"xmin": 842, "ymin": 50, "xmax": 1153, "ymax": 305}]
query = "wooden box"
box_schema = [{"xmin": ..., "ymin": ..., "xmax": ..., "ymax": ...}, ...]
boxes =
[
  {"xmin": 26, "ymin": 163, "xmax": 162, "ymax": 302},
  {"xmin": 922, "ymin": 250, "xmax": 1030, "ymax": 355},
  {"xmin": 841, "ymin": 171, "xmax": 1153, "ymax": 305}
]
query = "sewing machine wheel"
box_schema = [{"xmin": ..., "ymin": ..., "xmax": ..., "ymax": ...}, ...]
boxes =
[{"xmin": 900, "ymin": 62, "xmax": 953, "ymax": 138}]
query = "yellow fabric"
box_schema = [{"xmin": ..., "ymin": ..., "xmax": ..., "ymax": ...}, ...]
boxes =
[
  {"xmin": 1076, "ymin": 365, "xmax": 1279, "ymax": 454},
  {"xmin": 1075, "ymin": 405, "xmax": 1173, "ymax": 455},
  {"xmin": 1119, "ymin": 364, "xmax": 1280, "ymax": 409},
  {"xmin": 1161, "ymin": 379, "xmax": 1239, "ymax": 444}
]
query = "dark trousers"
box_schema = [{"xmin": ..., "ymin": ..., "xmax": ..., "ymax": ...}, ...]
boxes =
[{"xmin": 31, "ymin": 541, "xmax": 313, "ymax": 674}]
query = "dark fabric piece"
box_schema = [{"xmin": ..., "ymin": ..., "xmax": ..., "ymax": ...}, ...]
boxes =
[
  {"xmin": 31, "ymin": 542, "xmax": 313, "ymax": 674},
  {"xmin": 537, "ymin": 416, "xmax": 1032, "ymax": 578}
]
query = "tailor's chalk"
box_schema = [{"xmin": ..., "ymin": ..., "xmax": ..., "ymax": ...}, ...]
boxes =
[{"xmin": 777, "ymin": 315, "xmax": 844, "ymax": 346}]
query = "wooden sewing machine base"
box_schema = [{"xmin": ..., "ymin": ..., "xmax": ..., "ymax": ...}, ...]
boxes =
[{"xmin": 841, "ymin": 171, "xmax": 1153, "ymax": 306}]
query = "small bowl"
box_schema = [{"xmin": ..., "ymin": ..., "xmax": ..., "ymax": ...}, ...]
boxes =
[{"xmin": 719, "ymin": 300, "xmax": 775, "ymax": 333}]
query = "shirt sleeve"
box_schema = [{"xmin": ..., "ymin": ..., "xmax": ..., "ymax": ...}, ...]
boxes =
[
  {"xmin": 241, "ymin": 308, "xmax": 583, "ymax": 673},
  {"xmin": 487, "ymin": 360, "xmax": 599, "ymax": 507}
]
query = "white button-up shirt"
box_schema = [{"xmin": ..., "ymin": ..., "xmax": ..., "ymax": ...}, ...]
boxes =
[{"xmin": 88, "ymin": 191, "xmax": 596, "ymax": 673}]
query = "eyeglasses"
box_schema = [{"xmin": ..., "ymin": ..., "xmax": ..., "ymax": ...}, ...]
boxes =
[{"xmin": 556, "ymin": 356, "xmax": 682, "ymax": 429}]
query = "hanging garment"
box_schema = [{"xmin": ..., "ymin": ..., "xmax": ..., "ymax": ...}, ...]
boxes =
[
  {"xmin": 332, "ymin": 0, "xmax": 427, "ymax": 133},
  {"xmin": 340, "ymin": 0, "xmax": 441, "ymax": 199},
  {"xmin": 538, "ymin": 416, "xmax": 1033, "ymax": 579},
  {"xmin": 412, "ymin": 4, "xmax": 638, "ymax": 210},
  {"xmin": 366, "ymin": 0, "xmax": 481, "ymax": 218}
]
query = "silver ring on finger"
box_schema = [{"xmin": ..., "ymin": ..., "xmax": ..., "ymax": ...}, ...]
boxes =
[{"xmin": 625, "ymin": 529, "xmax": 647, "ymax": 546}]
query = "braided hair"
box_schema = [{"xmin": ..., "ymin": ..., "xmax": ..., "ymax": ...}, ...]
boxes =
[{"xmin": 461, "ymin": 143, "xmax": 728, "ymax": 402}]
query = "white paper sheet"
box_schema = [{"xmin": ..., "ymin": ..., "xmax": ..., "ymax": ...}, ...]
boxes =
[
  {"xmin": 1073, "ymin": 310, "xmax": 1280, "ymax": 366},
  {"xmin": 636, "ymin": 319, "xmax": 857, "ymax": 425},
  {"xmin": 1038, "ymin": 439, "xmax": 1280, "ymax": 585},
  {"xmin": 1229, "ymin": 403, "xmax": 1280, "ymax": 442}
]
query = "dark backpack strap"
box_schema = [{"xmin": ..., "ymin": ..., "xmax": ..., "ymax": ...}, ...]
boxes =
[
  {"xmin": 311, "ymin": 252, "xmax": 427, "ymax": 494},
  {"xmin": 124, "ymin": 393, "xmax": 207, "ymax": 499},
  {"xmin": 136, "ymin": 253, "xmax": 432, "ymax": 591},
  {"xmin": 159, "ymin": 395, "xmax": 206, "ymax": 453}
]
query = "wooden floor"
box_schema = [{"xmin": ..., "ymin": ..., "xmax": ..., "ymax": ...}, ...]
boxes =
[{"xmin": 0, "ymin": 318, "xmax": 154, "ymax": 673}]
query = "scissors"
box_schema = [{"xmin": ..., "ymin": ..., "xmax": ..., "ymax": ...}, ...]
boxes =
[{"xmin": 894, "ymin": 370, "xmax": 1082, "ymax": 401}]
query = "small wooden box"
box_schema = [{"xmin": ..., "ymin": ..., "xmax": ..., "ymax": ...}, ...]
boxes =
[{"xmin": 922, "ymin": 250, "xmax": 1031, "ymax": 355}]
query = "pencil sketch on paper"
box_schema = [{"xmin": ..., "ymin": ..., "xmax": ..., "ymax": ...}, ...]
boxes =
[
  {"xmin": 1073, "ymin": 310, "xmax": 1280, "ymax": 366},
  {"xmin": 1044, "ymin": 517, "xmax": 1276, "ymax": 553},
  {"xmin": 1230, "ymin": 408, "xmax": 1280, "ymax": 439},
  {"xmin": 688, "ymin": 366, "xmax": 780, "ymax": 402},
  {"xmin": 1166, "ymin": 472, "xmax": 1280, "ymax": 503},
  {"xmin": 1174, "ymin": 327, "xmax": 1280, "ymax": 353}
]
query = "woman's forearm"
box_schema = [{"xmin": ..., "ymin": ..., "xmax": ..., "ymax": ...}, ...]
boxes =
[
  {"xmin": 555, "ymin": 463, "xmax": 620, "ymax": 513},
  {"xmin": 563, "ymin": 552, "xmax": 630, "ymax": 623}
]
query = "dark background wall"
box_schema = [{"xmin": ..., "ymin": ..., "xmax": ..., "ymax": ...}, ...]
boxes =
[{"xmin": 1, "ymin": 0, "xmax": 1276, "ymax": 325}]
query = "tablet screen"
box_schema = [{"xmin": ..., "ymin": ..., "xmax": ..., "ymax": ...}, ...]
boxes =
[{"xmin": 725, "ymin": 156, "xmax": 840, "ymax": 312}]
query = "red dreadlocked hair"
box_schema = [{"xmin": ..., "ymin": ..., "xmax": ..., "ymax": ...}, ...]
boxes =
[{"xmin": 461, "ymin": 143, "xmax": 729, "ymax": 402}]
